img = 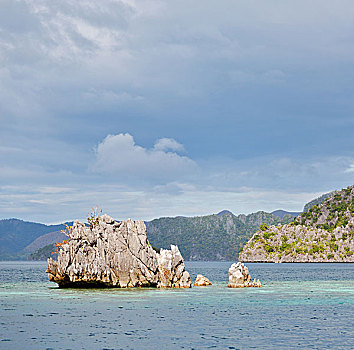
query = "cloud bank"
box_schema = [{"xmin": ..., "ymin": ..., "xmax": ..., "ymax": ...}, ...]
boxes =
[
  {"xmin": 0, "ymin": 1, "xmax": 353, "ymax": 222},
  {"xmin": 93, "ymin": 133, "xmax": 196, "ymax": 181}
]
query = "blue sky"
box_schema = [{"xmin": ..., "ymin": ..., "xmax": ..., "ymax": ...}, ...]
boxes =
[{"xmin": 1, "ymin": 0, "xmax": 354, "ymax": 223}]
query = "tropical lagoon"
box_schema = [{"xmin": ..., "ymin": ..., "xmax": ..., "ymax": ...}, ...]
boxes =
[{"xmin": 1, "ymin": 261, "xmax": 353, "ymax": 349}]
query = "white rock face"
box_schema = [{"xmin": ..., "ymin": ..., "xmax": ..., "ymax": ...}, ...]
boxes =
[
  {"xmin": 194, "ymin": 274, "xmax": 212, "ymax": 286},
  {"xmin": 239, "ymin": 218, "xmax": 354, "ymax": 263},
  {"xmin": 228, "ymin": 262, "xmax": 262, "ymax": 288},
  {"xmin": 46, "ymin": 215, "xmax": 191, "ymax": 288},
  {"xmin": 156, "ymin": 245, "xmax": 191, "ymax": 288}
]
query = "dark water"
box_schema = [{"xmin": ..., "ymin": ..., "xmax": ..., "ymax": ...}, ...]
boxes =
[{"xmin": 0, "ymin": 261, "xmax": 353, "ymax": 349}]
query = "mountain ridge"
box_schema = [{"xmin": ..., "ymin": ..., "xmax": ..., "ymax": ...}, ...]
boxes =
[
  {"xmin": 5, "ymin": 209, "xmax": 296, "ymax": 261},
  {"xmin": 1, "ymin": 191, "xmax": 338, "ymax": 261}
]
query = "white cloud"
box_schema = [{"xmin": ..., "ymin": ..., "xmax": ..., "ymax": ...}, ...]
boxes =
[
  {"xmin": 0, "ymin": 1, "xmax": 353, "ymax": 223},
  {"xmin": 345, "ymin": 164, "xmax": 354, "ymax": 173},
  {"xmin": 92, "ymin": 133, "xmax": 197, "ymax": 181},
  {"xmin": 153, "ymin": 138, "xmax": 185, "ymax": 152},
  {"xmin": 3, "ymin": 0, "xmax": 354, "ymax": 122},
  {"xmin": 0, "ymin": 181, "xmax": 322, "ymax": 223}
]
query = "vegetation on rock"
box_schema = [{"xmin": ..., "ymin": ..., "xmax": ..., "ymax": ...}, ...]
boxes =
[
  {"xmin": 146, "ymin": 211, "xmax": 294, "ymax": 261},
  {"xmin": 303, "ymin": 192, "xmax": 333, "ymax": 212},
  {"xmin": 239, "ymin": 185, "xmax": 354, "ymax": 262},
  {"xmin": 28, "ymin": 243, "xmax": 57, "ymax": 261}
]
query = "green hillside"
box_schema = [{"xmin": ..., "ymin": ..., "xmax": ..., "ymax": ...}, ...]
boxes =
[
  {"xmin": 27, "ymin": 243, "xmax": 57, "ymax": 261},
  {"xmin": 239, "ymin": 185, "xmax": 354, "ymax": 262},
  {"xmin": 2, "ymin": 210, "xmax": 297, "ymax": 261},
  {"xmin": 146, "ymin": 211, "xmax": 294, "ymax": 260},
  {"xmin": 297, "ymin": 186, "xmax": 354, "ymax": 230},
  {"xmin": 303, "ymin": 192, "xmax": 333, "ymax": 212},
  {"xmin": 0, "ymin": 219, "xmax": 66, "ymax": 260}
]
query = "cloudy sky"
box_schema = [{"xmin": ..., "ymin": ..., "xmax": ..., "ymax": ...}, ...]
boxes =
[{"xmin": 1, "ymin": 0, "xmax": 354, "ymax": 223}]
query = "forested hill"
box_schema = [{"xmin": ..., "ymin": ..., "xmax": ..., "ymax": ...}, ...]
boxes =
[
  {"xmin": 1, "ymin": 211, "xmax": 296, "ymax": 261},
  {"xmin": 296, "ymin": 186, "xmax": 354, "ymax": 230},
  {"xmin": 239, "ymin": 185, "xmax": 354, "ymax": 263},
  {"xmin": 0, "ymin": 219, "xmax": 66, "ymax": 260},
  {"xmin": 146, "ymin": 211, "xmax": 294, "ymax": 261}
]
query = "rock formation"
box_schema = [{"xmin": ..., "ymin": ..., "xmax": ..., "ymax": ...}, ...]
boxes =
[
  {"xmin": 239, "ymin": 221, "xmax": 354, "ymax": 263},
  {"xmin": 240, "ymin": 185, "xmax": 354, "ymax": 263},
  {"xmin": 194, "ymin": 274, "xmax": 212, "ymax": 286},
  {"xmin": 228, "ymin": 262, "xmax": 262, "ymax": 288},
  {"xmin": 46, "ymin": 214, "xmax": 191, "ymax": 288}
]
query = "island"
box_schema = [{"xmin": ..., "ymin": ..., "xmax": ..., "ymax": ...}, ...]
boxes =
[
  {"xmin": 47, "ymin": 214, "xmax": 191, "ymax": 288},
  {"xmin": 239, "ymin": 185, "xmax": 354, "ymax": 262}
]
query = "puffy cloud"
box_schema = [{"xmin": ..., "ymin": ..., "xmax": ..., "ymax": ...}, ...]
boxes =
[
  {"xmin": 93, "ymin": 133, "xmax": 197, "ymax": 181},
  {"xmin": 0, "ymin": 1, "xmax": 353, "ymax": 223},
  {"xmin": 153, "ymin": 138, "xmax": 185, "ymax": 152}
]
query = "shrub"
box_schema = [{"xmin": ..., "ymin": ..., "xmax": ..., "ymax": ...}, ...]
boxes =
[
  {"xmin": 280, "ymin": 242, "xmax": 291, "ymax": 252},
  {"xmin": 329, "ymin": 243, "xmax": 339, "ymax": 252},
  {"xmin": 263, "ymin": 231, "xmax": 275, "ymax": 239},
  {"xmin": 264, "ymin": 245, "xmax": 275, "ymax": 253},
  {"xmin": 311, "ymin": 244, "xmax": 320, "ymax": 254},
  {"xmin": 295, "ymin": 246, "xmax": 304, "ymax": 254},
  {"xmin": 87, "ymin": 206, "xmax": 102, "ymax": 229},
  {"xmin": 260, "ymin": 223, "xmax": 269, "ymax": 231}
]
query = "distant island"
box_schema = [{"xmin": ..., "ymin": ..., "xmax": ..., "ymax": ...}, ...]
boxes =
[
  {"xmin": 239, "ymin": 185, "xmax": 354, "ymax": 262},
  {"xmin": 1, "ymin": 185, "xmax": 352, "ymax": 262},
  {"xmin": 1, "ymin": 210, "xmax": 298, "ymax": 261}
]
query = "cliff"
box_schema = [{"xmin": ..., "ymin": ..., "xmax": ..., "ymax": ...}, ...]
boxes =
[{"xmin": 239, "ymin": 185, "xmax": 354, "ymax": 262}]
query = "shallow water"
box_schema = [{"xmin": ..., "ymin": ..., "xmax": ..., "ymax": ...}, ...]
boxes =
[{"xmin": 0, "ymin": 261, "xmax": 353, "ymax": 349}]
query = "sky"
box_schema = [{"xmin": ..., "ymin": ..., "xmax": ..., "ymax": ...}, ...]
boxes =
[{"xmin": 1, "ymin": 0, "xmax": 354, "ymax": 223}]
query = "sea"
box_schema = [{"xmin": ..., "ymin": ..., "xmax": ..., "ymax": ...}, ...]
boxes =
[{"xmin": 0, "ymin": 261, "xmax": 353, "ymax": 349}]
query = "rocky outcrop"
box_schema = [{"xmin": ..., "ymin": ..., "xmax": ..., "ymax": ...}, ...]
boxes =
[
  {"xmin": 240, "ymin": 185, "xmax": 354, "ymax": 263},
  {"xmin": 296, "ymin": 185, "xmax": 354, "ymax": 229},
  {"xmin": 239, "ymin": 219, "xmax": 354, "ymax": 263},
  {"xmin": 46, "ymin": 214, "xmax": 191, "ymax": 288},
  {"xmin": 194, "ymin": 274, "xmax": 212, "ymax": 286},
  {"xmin": 228, "ymin": 262, "xmax": 262, "ymax": 288},
  {"xmin": 156, "ymin": 246, "xmax": 191, "ymax": 288}
]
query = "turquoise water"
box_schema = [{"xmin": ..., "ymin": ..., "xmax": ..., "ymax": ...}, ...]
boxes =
[{"xmin": 0, "ymin": 262, "xmax": 353, "ymax": 349}]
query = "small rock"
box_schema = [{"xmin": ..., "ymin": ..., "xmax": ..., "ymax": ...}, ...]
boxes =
[
  {"xmin": 100, "ymin": 214, "xmax": 114, "ymax": 224},
  {"xmin": 194, "ymin": 274, "xmax": 212, "ymax": 286},
  {"xmin": 228, "ymin": 262, "xmax": 261, "ymax": 288}
]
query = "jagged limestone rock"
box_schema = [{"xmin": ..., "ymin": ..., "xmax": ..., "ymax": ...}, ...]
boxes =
[
  {"xmin": 194, "ymin": 274, "xmax": 212, "ymax": 286},
  {"xmin": 156, "ymin": 245, "xmax": 191, "ymax": 288},
  {"xmin": 228, "ymin": 262, "xmax": 262, "ymax": 288},
  {"xmin": 239, "ymin": 185, "xmax": 354, "ymax": 263},
  {"xmin": 46, "ymin": 214, "xmax": 191, "ymax": 288},
  {"xmin": 239, "ymin": 218, "xmax": 354, "ymax": 263}
]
